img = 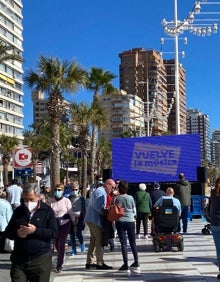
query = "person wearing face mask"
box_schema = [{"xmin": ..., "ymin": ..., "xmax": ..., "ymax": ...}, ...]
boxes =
[
  {"xmin": 4, "ymin": 182, "xmax": 58, "ymax": 282},
  {"xmin": 49, "ymin": 183, "xmax": 76, "ymax": 273},
  {"xmin": 69, "ymin": 185, "xmax": 86, "ymax": 255}
]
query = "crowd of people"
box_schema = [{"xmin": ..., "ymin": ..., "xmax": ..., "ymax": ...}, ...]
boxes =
[{"xmin": 1, "ymin": 174, "xmax": 220, "ymax": 280}]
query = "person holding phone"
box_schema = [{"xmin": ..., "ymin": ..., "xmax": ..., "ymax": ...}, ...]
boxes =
[{"xmin": 5, "ymin": 182, "xmax": 58, "ymax": 282}]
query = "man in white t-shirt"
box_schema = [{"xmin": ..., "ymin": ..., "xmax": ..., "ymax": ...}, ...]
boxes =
[{"xmin": 6, "ymin": 179, "xmax": 22, "ymax": 210}]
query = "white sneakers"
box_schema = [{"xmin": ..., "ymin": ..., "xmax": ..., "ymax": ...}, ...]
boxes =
[{"xmin": 136, "ymin": 234, "xmax": 151, "ymax": 239}]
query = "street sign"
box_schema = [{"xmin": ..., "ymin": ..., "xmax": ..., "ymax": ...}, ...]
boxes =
[
  {"xmin": 13, "ymin": 148, "xmax": 32, "ymax": 168},
  {"xmin": 36, "ymin": 162, "xmax": 43, "ymax": 174}
]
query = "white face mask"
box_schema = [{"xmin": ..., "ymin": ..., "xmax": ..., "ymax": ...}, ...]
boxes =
[{"xmin": 25, "ymin": 201, "xmax": 38, "ymax": 211}]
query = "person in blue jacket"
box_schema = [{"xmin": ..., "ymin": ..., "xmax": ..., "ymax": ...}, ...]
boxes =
[{"xmin": 5, "ymin": 182, "xmax": 58, "ymax": 282}]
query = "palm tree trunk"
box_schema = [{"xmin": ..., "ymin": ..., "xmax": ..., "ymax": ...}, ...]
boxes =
[
  {"xmin": 82, "ymin": 150, "xmax": 88, "ymax": 197},
  {"xmin": 3, "ymin": 163, "xmax": 9, "ymax": 186},
  {"xmin": 50, "ymin": 121, "xmax": 61, "ymax": 190},
  {"xmin": 32, "ymin": 160, "xmax": 37, "ymax": 183},
  {"xmin": 90, "ymin": 125, "xmax": 97, "ymax": 184}
]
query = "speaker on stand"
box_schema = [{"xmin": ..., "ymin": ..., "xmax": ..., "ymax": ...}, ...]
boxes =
[
  {"xmin": 197, "ymin": 166, "xmax": 207, "ymax": 183},
  {"xmin": 197, "ymin": 166, "xmax": 207, "ymax": 195},
  {"xmin": 102, "ymin": 169, "xmax": 112, "ymax": 182}
]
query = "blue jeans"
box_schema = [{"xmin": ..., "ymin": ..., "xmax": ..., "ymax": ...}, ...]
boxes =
[
  {"xmin": 116, "ymin": 221, "xmax": 138, "ymax": 266},
  {"xmin": 211, "ymin": 225, "xmax": 220, "ymax": 270},
  {"xmin": 70, "ymin": 217, "xmax": 84, "ymax": 250},
  {"xmin": 178, "ymin": 206, "xmax": 189, "ymax": 232}
]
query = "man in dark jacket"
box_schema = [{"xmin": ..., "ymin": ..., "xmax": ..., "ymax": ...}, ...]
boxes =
[
  {"xmin": 5, "ymin": 182, "xmax": 58, "ymax": 282},
  {"xmin": 150, "ymin": 182, "xmax": 166, "ymax": 206},
  {"xmin": 150, "ymin": 182, "xmax": 166, "ymax": 236},
  {"xmin": 174, "ymin": 173, "xmax": 191, "ymax": 233}
]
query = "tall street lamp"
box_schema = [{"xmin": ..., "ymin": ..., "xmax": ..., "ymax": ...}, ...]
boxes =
[
  {"xmin": 139, "ymin": 80, "xmax": 150, "ymax": 136},
  {"xmin": 162, "ymin": 0, "xmax": 220, "ymax": 135}
]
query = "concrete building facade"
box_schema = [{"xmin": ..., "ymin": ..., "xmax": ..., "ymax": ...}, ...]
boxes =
[
  {"xmin": 100, "ymin": 90, "xmax": 145, "ymax": 140},
  {"xmin": 186, "ymin": 109, "xmax": 211, "ymax": 163},
  {"xmin": 0, "ymin": 0, "xmax": 24, "ymax": 142},
  {"xmin": 32, "ymin": 90, "xmax": 70, "ymax": 124},
  {"xmin": 164, "ymin": 59, "xmax": 186, "ymax": 134},
  {"xmin": 119, "ymin": 48, "xmax": 186, "ymax": 135},
  {"xmin": 211, "ymin": 129, "xmax": 220, "ymax": 169}
]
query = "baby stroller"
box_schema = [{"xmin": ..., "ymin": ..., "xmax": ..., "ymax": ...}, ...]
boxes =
[
  {"xmin": 152, "ymin": 199, "xmax": 184, "ymax": 252},
  {"xmin": 201, "ymin": 199, "xmax": 212, "ymax": 235}
]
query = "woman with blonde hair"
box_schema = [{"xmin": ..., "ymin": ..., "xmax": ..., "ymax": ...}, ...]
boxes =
[{"xmin": 210, "ymin": 177, "xmax": 220, "ymax": 279}]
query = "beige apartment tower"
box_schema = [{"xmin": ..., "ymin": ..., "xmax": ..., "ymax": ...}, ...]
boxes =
[{"xmin": 119, "ymin": 48, "xmax": 186, "ymax": 135}]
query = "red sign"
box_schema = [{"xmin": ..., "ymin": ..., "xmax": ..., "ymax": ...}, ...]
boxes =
[
  {"xmin": 36, "ymin": 162, "xmax": 43, "ymax": 174},
  {"xmin": 13, "ymin": 148, "xmax": 32, "ymax": 168}
]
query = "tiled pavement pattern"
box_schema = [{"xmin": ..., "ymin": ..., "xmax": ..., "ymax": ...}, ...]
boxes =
[{"xmin": 50, "ymin": 218, "xmax": 220, "ymax": 282}]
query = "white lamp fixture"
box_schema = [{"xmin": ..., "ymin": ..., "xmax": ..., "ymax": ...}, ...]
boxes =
[{"xmin": 161, "ymin": 0, "xmax": 220, "ymax": 135}]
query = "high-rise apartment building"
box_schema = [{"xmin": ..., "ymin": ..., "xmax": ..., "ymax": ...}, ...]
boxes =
[
  {"xmin": 99, "ymin": 90, "xmax": 145, "ymax": 140},
  {"xmin": 211, "ymin": 129, "xmax": 220, "ymax": 168},
  {"xmin": 164, "ymin": 59, "xmax": 186, "ymax": 134},
  {"xmin": 0, "ymin": 0, "xmax": 24, "ymax": 142},
  {"xmin": 119, "ymin": 48, "xmax": 186, "ymax": 135},
  {"xmin": 32, "ymin": 90, "xmax": 49, "ymax": 124},
  {"xmin": 186, "ymin": 109, "xmax": 211, "ymax": 163},
  {"xmin": 32, "ymin": 90, "xmax": 70, "ymax": 124}
]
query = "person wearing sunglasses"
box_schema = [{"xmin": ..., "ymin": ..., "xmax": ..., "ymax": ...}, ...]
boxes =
[{"xmin": 49, "ymin": 183, "xmax": 76, "ymax": 273}]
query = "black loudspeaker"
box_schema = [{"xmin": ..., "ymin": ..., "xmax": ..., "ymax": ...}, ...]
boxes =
[
  {"xmin": 197, "ymin": 166, "xmax": 207, "ymax": 183},
  {"xmin": 102, "ymin": 169, "xmax": 112, "ymax": 181}
]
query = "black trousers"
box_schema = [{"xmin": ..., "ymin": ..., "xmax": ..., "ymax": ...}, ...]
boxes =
[
  {"xmin": 136, "ymin": 212, "xmax": 149, "ymax": 236},
  {"xmin": 10, "ymin": 251, "xmax": 52, "ymax": 282},
  {"xmin": 0, "ymin": 231, "xmax": 6, "ymax": 253}
]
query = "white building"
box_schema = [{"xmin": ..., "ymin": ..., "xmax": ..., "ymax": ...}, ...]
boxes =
[
  {"xmin": 0, "ymin": 0, "xmax": 24, "ymax": 142},
  {"xmin": 100, "ymin": 90, "xmax": 145, "ymax": 140}
]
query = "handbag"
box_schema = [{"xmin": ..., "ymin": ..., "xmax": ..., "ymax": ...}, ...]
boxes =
[
  {"xmin": 4, "ymin": 238, "xmax": 14, "ymax": 252},
  {"xmin": 107, "ymin": 204, "xmax": 124, "ymax": 222}
]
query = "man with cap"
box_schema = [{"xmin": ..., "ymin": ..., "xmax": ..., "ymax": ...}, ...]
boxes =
[
  {"xmin": 150, "ymin": 182, "xmax": 165, "ymax": 236},
  {"xmin": 150, "ymin": 182, "xmax": 166, "ymax": 206}
]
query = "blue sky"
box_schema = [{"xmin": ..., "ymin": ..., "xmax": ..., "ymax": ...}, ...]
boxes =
[{"xmin": 22, "ymin": 0, "xmax": 220, "ymax": 132}]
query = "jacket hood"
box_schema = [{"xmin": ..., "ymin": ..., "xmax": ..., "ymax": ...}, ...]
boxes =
[{"xmin": 178, "ymin": 180, "xmax": 189, "ymax": 186}]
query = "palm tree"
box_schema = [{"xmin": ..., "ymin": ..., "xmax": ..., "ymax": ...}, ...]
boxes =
[
  {"xmin": 120, "ymin": 127, "xmax": 139, "ymax": 138},
  {"xmin": 90, "ymin": 96, "xmax": 108, "ymax": 180},
  {"xmin": 70, "ymin": 102, "xmax": 91, "ymax": 196},
  {"xmin": 23, "ymin": 126, "xmax": 46, "ymax": 183},
  {"xmin": 24, "ymin": 55, "xmax": 88, "ymax": 189},
  {"xmin": 0, "ymin": 135, "xmax": 19, "ymax": 186},
  {"xmin": 25, "ymin": 119, "xmax": 74, "ymax": 186},
  {"xmin": 87, "ymin": 67, "xmax": 117, "ymax": 184},
  {"xmin": 59, "ymin": 122, "xmax": 74, "ymax": 184},
  {"xmin": 0, "ymin": 40, "xmax": 23, "ymax": 64},
  {"xmin": 96, "ymin": 135, "xmax": 112, "ymax": 176}
]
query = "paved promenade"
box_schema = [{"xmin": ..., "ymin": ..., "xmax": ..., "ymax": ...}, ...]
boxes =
[
  {"xmin": 0, "ymin": 218, "xmax": 219, "ymax": 281},
  {"xmin": 50, "ymin": 218, "xmax": 219, "ymax": 282}
]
